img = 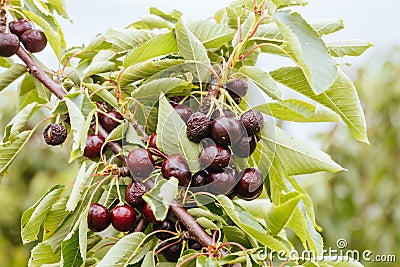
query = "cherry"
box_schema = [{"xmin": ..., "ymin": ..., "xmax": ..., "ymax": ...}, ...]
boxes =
[
  {"xmin": 240, "ymin": 110, "xmax": 264, "ymax": 136},
  {"xmin": 188, "ymin": 240, "xmax": 202, "ymax": 250},
  {"xmin": 191, "ymin": 170, "xmax": 209, "ymax": 187},
  {"xmin": 211, "ymin": 116, "xmax": 244, "ymax": 146},
  {"xmin": 236, "ymin": 168, "xmax": 263, "ymax": 200},
  {"xmin": 99, "ymin": 110, "xmax": 123, "ymax": 132},
  {"xmin": 84, "ymin": 134, "xmax": 105, "ymax": 159},
  {"xmin": 161, "ymin": 154, "xmax": 191, "ymax": 186},
  {"xmin": 210, "ymin": 109, "xmax": 235, "ymax": 120},
  {"xmin": 43, "ymin": 124, "xmax": 67, "ymax": 146},
  {"xmin": 127, "ymin": 148, "xmax": 155, "ymax": 179},
  {"xmin": 174, "ymin": 104, "xmax": 192, "ymax": 123},
  {"xmin": 111, "ymin": 205, "xmax": 136, "ymax": 232},
  {"xmin": 186, "ymin": 112, "xmax": 211, "ymax": 143},
  {"xmin": 148, "ymin": 132, "xmax": 158, "ymax": 149},
  {"xmin": 9, "ymin": 19, "xmax": 33, "ymax": 39},
  {"xmin": 232, "ymin": 135, "xmax": 257, "ymax": 158},
  {"xmin": 142, "ymin": 203, "xmax": 159, "ymax": 223},
  {"xmin": 0, "ymin": 33, "xmax": 20, "ymax": 57},
  {"xmin": 162, "ymin": 242, "xmax": 182, "ymax": 262},
  {"xmin": 207, "ymin": 168, "xmax": 237, "ymax": 195},
  {"xmin": 87, "ymin": 203, "xmax": 111, "ymax": 232},
  {"xmin": 225, "ymin": 79, "xmax": 248, "ymax": 98},
  {"xmin": 125, "ymin": 182, "xmax": 148, "ymax": 207},
  {"xmin": 21, "ymin": 29, "xmax": 47, "ymax": 53},
  {"xmin": 199, "ymin": 143, "xmax": 231, "ymax": 171},
  {"xmin": 154, "ymin": 219, "xmax": 175, "ymax": 240}
]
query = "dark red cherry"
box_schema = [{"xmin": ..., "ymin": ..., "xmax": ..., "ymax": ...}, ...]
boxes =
[
  {"xmin": 207, "ymin": 168, "xmax": 237, "ymax": 195},
  {"xmin": 127, "ymin": 148, "xmax": 155, "ymax": 179},
  {"xmin": 111, "ymin": 205, "xmax": 136, "ymax": 232},
  {"xmin": 232, "ymin": 135, "xmax": 257, "ymax": 158},
  {"xmin": 9, "ymin": 19, "xmax": 33, "ymax": 39},
  {"xmin": 21, "ymin": 29, "xmax": 47, "ymax": 53},
  {"xmin": 162, "ymin": 242, "xmax": 182, "ymax": 262},
  {"xmin": 186, "ymin": 112, "xmax": 211, "ymax": 143},
  {"xmin": 87, "ymin": 203, "xmax": 111, "ymax": 232},
  {"xmin": 236, "ymin": 168, "xmax": 264, "ymax": 200},
  {"xmin": 211, "ymin": 116, "xmax": 244, "ymax": 146},
  {"xmin": 148, "ymin": 132, "xmax": 158, "ymax": 149},
  {"xmin": 84, "ymin": 134, "xmax": 105, "ymax": 159},
  {"xmin": 210, "ymin": 109, "xmax": 235, "ymax": 120},
  {"xmin": 0, "ymin": 33, "xmax": 20, "ymax": 57},
  {"xmin": 154, "ymin": 219, "xmax": 175, "ymax": 240},
  {"xmin": 240, "ymin": 110, "xmax": 264, "ymax": 136},
  {"xmin": 191, "ymin": 170, "xmax": 209, "ymax": 187},
  {"xmin": 174, "ymin": 104, "xmax": 192, "ymax": 123},
  {"xmin": 142, "ymin": 203, "xmax": 159, "ymax": 223},
  {"xmin": 161, "ymin": 154, "xmax": 191, "ymax": 186},
  {"xmin": 225, "ymin": 78, "xmax": 248, "ymax": 98},
  {"xmin": 99, "ymin": 110, "xmax": 123, "ymax": 132},
  {"xmin": 125, "ymin": 182, "xmax": 148, "ymax": 207},
  {"xmin": 188, "ymin": 240, "xmax": 202, "ymax": 250},
  {"xmin": 199, "ymin": 144, "xmax": 231, "ymax": 171}
]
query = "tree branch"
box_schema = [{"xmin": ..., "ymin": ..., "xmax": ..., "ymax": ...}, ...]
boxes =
[{"xmin": 16, "ymin": 45, "xmax": 216, "ymax": 250}]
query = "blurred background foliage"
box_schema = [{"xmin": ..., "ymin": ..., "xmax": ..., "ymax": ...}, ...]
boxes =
[
  {"xmin": 0, "ymin": 91, "xmax": 78, "ymax": 266},
  {"xmin": 0, "ymin": 49, "xmax": 399, "ymax": 266},
  {"xmin": 304, "ymin": 49, "xmax": 400, "ymax": 266}
]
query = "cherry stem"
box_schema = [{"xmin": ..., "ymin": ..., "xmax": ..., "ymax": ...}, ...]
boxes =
[{"xmin": 147, "ymin": 147, "xmax": 167, "ymax": 159}]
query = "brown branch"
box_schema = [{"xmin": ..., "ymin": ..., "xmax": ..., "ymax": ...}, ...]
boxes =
[
  {"xmin": 16, "ymin": 45, "xmax": 216, "ymax": 249},
  {"xmin": 0, "ymin": 8, "xmax": 6, "ymax": 34}
]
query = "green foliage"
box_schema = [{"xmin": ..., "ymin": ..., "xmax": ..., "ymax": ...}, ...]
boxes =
[{"xmin": 0, "ymin": 0, "xmax": 373, "ymax": 266}]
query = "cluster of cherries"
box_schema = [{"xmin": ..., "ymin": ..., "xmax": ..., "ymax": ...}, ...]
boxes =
[{"xmin": 0, "ymin": 18, "xmax": 48, "ymax": 57}]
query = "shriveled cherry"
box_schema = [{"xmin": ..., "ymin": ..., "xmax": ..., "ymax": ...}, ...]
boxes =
[
  {"xmin": 111, "ymin": 205, "xmax": 136, "ymax": 232},
  {"xmin": 125, "ymin": 182, "xmax": 148, "ymax": 207},
  {"xmin": 43, "ymin": 124, "xmax": 67, "ymax": 146},
  {"xmin": 199, "ymin": 143, "xmax": 231, "ymax": 171},
  {"xmin": 236, "ymin": 168, "xmax": 264, "ymax": 200},
  {"xmin": 161, "ymin": 154, "xmax": 191, "ymax": 186},
  {"xmin": 240, "ymin": 109, "xmax": 264, "ymax": 136},
  {"xmin": 87, "ymin": 203, "xmax": 111, "ymax": 232},
  {"xmin": 127, "ymin": 148, "xmax": 155, "ymax": 179},
  {"xmin": 84, "ymin": 134, "xmax": 105, "ymax": 159},
  {"xmin": 186, "ymin": 112, "xmax": 211, "ymax": 143}
]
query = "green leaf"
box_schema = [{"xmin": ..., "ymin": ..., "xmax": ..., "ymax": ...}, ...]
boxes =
[
  {"xmin": 3, "ymin": 102, "xmax": 38, "ymax": 142},
  {"xmin": 124, "ymin": 32, "xmax": 178, "ymax": 67},
  {"xmin": 187, "ymin": 20, "xmax": 235, "ymax": 49},
  {"xmin": 61, "ymin": 230, "xmax": 83, "ymax": 267},
  {"xmin": 0, "ymin": 130, "xmax": 36, "ymax": 179},
  {"xmin": 327, "ymin": 40, "xmax": 374, "ymax": 57},
  {"xmin": 107, "ymin": 121, "xmax": 125, "ymax": 142},
  {"xmin": 0, "ymin": 63, "xmax": 27, "ymax": 92},
  {"xmin": 315, "ymin": 257, "xmax": 364, "ymax": 267},
  {"xmin": 142, "ymin": 178, "xmax": 179, "ymax": 221},
  {"xmin": 275, "ymin": 10, "xmax": 337, "ymax": 94},
  {"xmin": 119, "ymin": 58, "xmax": 186, "ymax": 85},
  {"xmin": 272, "ymin": 0, "xmax": 308, "ymax": 8},
  {"xmin": 142, "ymin": 251, "xmax": 156, "ymax": 267},
  {"xmin": 255, "ymin": 99, "xmax": 339, "ymax": 122},
  {"xmin": 196, "ymin": 256, "xmax": 221, "ymax": 267},
  {"xmin": 271, "ymin": 67, "xmax": 369, "ymax": 143},
  {"xmin": 28, "ymin": 243, "xmax": 60, "ymax": 267},
  {"xmin": 47, "ymin": 0, "xmax": 70, "ymax": 20},
  {"xmin": 43, "ymin": 196, "xmax": 69, "ymax": 240},
  {"xmin": 96, "ymin": 232, "xmax": 147, "ymax": 266},
  {"xmin": 222, "ymin": 225, "xmax": 254, "ymax": 248},
  {"xmin": 0, "ymin": 57, "xmax": 14, "ymax": 68},
  {"xmin": 217, "ymin": 195, "xmax": 288, "ymax": 252},
  {"xmin": 105, "ymin": 28, "xmax": 152, "ymax": 53},
  {"xmin": 83, "ymin": 83, "xmax": 119, "ymax": 109},
  {"xmin": 131, "ymin": 14, "xmax": 174, "ymax": 30},
  {"xmin": 260, "ymin": 124, "xmax": 344, "ymax": 175},
  {"xmin": 78, "ymin": 208, "xmax": 89, "ymax": 261},
  {"xmin": 156, "ymin": 95, "xmax": 201, "ymax": 171},
  {"xmin": 175, "ymin": 19, "xmax": 211, "ymax": 81},
  {"xmin": 265, "ymin": 192, "xmax": 302, "ymax": 235},
  {"xmin": 187, "ymin": 208, "xmax": 227, "ymax": 225},
  {"xmin": 311, "ymin": 20, "xmax": 344, "ymax": 36},
  {"xmin": 149, "ymin": 7, "xmax": 181, "ymax": 23},
  {"xmin": 21, "ymin": 184, "xmax": 66, "ymax": 244},
  {"xmin": 66, "ymin": 161, "xmax": 97, "ymax": 212},
  {"xmin": 132, "ymin": 78, "xmax": 193, "ymax": 103},
  {"xmin": 235, "ymin": 66, "xmax": 281, "ymax": 100},
  {"xmin": 22, "ymin": 1, "xmax": 66, "ymax": 59}
]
